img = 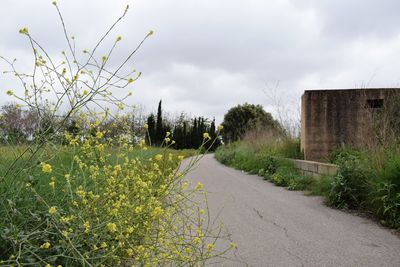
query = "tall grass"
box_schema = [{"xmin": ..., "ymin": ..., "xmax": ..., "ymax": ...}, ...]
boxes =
[
  {"xmin": 328, "ymin": 148, "xmax": 400, "ymax": 228},
  {"xmin": 215, "ymin": 134, "xmax": 311, "ymax": 190}
]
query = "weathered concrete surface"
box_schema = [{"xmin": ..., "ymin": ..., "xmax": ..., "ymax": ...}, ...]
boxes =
[
  {"xmin": 290, "ymin": 159, "xmax": 338, "ymax": 178},
  {"xmin": 301, "ymin": 88, "xmax": 400, "ymax": 161},
  {"xmin": 186, "ymin": 154, "xmax": 400, "ymax": 267}
]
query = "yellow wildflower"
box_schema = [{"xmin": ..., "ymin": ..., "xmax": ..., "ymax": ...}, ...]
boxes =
[
  {"xmin": 19, "ymin": 28, "xmax": 28, "ymax": 35},
  {"xmin": 203, "ymin": 132, "xmax": 211, "ymax": 139},
  {"xmin": 207, "ymin": 243, "xmax": 214, "ymax": 252},
  {"xmin": 126, "ymin": 226, "xmax": 134, "ymax": 234},
  {"xmin": 135, "ymin": 206, "xmax": 143, "ymax": 213},
  {"xmin": 40, "ymin": 242, "xmax": 51, "ymax": 249},
  {"xmin": 84, "ymin": 221, "xmax": 90, "ymax": 233},
  {"xmin": 48, "ymin": 206, "xmax": 57, "ymax": 215},
  {"xmin": 96, "ymin": 131, "xmax": 104, "ymax": 139},
  {"xmin": 49, "ymin": 181, "xmax": 55, "ymax": 190},
  {"xmin": 154, "ymin": 154, "xmax": 163, "ymax": 161},
  {"xmin": 143, "ymin": 123, "xmax": 149, "ymax": 129},
  {"xmin": 62, "ymin": 230, "xmax": 69, "ymax": 238},
  {"xmin": 41, "ymin": 163, "xmax": 52, "ymax": 173},
  {"xmin": 153, "ymin": 207, "xmax": 164, "ymax": 217},
  {"xmin": 126, "ymin": 248, "xmax": 134, "ymax": 256},
  {"xmin": 107, "ymin": 222, "xmax": 117, "ymax": 233},
  {"xmin": 195, "ymin": 182, "xmax": 203, "ymax": 190}
]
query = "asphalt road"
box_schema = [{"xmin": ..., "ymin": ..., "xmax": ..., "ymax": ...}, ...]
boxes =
[{"xmin": 185, "ymin": 154, "xmax": 400, "ymax": 267}]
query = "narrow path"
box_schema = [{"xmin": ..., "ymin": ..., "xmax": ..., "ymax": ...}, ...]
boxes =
[{"xmin": 186, "ymin": 154, "xmax": 400, "ymax": 267}]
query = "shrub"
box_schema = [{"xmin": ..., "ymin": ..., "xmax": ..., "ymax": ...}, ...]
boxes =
[
  {"xmin": 276, "ymin": 138, "xmax": 303, "ymax": 159},
  {"xmin": 329, "ymin": 153, "xmax": 370, "ymax": 209},
  {"xmin": 370, "ymin": 182, "xmax": 400, "ymax": 228},
  {"xmin": 309, "ymin": 175, "xmax": 334, "ymax": 197},
  {"xmin": 287, "ymin": 175, "xmax": 313, "ymax": 191}
]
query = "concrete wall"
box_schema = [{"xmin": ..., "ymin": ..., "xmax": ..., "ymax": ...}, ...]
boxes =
[
  {"xmin": 289, "ymin": 159, "xmax": 338, "ymax": 178},
  {"xmin": 301, "ymin": 88, "xmax": 400, "ymax": 161}
]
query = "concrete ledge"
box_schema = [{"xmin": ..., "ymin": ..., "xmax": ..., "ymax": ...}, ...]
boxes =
[{"xmin": 287, "ymin": 159, "xmax": 338, "ymax": 178}]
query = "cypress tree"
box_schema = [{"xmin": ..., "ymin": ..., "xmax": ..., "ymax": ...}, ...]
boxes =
[{"xmin": 156, "ymin": 100, "xmax": 163, "ymax": 145}]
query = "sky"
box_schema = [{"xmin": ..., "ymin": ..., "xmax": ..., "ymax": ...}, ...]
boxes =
[{"xmin": 1, "ymin": 0, "xmax": 400, "ymax": 124}]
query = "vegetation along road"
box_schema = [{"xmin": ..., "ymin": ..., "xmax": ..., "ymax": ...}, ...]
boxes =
[{"xmin": 186, "ymin": 154, "xmax": 400, "ymax": 267}]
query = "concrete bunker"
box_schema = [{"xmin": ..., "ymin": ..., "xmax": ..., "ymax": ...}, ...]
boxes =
[{"xmin": 300, "ymin": 88, "xmax": 400, "ymax": 161}]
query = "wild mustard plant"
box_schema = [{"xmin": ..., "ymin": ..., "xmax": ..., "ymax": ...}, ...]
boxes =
[{"xmin": 0, "ymin": 2, "xmax": 233, "ymax": 266}]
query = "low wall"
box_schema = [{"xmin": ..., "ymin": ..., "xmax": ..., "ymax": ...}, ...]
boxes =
[{"xmin": 288, "ymin": 159, "xmax": 338, "ymax": 178}]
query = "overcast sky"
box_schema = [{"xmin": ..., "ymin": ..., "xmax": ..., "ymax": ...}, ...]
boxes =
[{"xmin": 1, "ymin": 0, "xmax": 400, "ymax": 123}]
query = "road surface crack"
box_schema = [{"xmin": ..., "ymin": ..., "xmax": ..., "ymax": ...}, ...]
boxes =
[
  {"xmin": 252, "ymin": 208, "xmax": 289, "ymax": 238},
  {"xmin": 252, "ymin": 208, "xmax": 305, "ymax": 266},
  {"xmin": 282, "ymin": 247, "xmax": 305, "ymax": 267}
]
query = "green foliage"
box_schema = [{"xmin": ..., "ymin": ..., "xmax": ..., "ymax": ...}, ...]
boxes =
[
  {"xmin": 329, "ymin": 152, "xmax": 369, "ymax": 209},
  {"xmin": 146, "ymin": 113, "xmax": 156, "ymax": 145},
  {"xmin": 0, "ymin": 138, "xmax": 225, "ymax": 265},
  {"xmin": 328, "ymin": 148, "xmax": 400, "ymax": 228},
  {"xmin": 215, "ymin": 142, "xmax": 309, "ymax": 190},
  {"xmin": 370, "ymin": 182, "xmax": 400, "ymax": 228},
  {"xmin": 145, "ymin": 103, "xmax": 221, "ymax": 151},
  {"xmin": 155, "ymin": 100, "xmax": 163, "ymax": 146},
  {"xmin": 287, "ymin": 175, "xmax": 314, "ymax": 191},
  {"xmin": 221, "ymin": 103, "xmax": 282, "ymax": 144},
  {"xmin": 308, "ymin": 175, "xmax": 334, "ymax": 197},
  {"xmin": 278, "ymin": 139, "xmax": 303, "ymax": 160}
]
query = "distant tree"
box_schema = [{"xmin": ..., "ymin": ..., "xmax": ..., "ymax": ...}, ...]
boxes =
[
  {"xmin": 191, "ymin": 117, "xmax": 200, "ymax": 148},
  {"xmin": 221, "ymin": 103, "xmax": 282, "ymax": 143},
  {"xmin": 207, "ymin": 117, "xmax": 221, "ymax": 151},
  {"xmin": 65, "ymin": 119, "xmax": 80, "ymax": 138},
  {"xmin": 146, "ymin": 113, "xmax": 156, "ymax": 145},
  {"xmin": 0, "ymin": 104, "xmax": 41, "ymax": 144},
  {"xmin": 156, "ymin": 100, "xmax": 163, "ymax": 145},
  {"xmin": 0, "ymin": 104, "xmax": 26, "ymax": 144}
]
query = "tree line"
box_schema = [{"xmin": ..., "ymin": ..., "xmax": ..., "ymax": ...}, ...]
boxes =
[
  {"xmin": 0, "ymin": 101, "xmax": 222, "ymax": 151},
  {"xmin": 146, "ymin": 100, "xmax": 220, "ymax": 151},
  {"xmin": 0, "ymin": 100, "xmax": 284, "ymax": 149}
]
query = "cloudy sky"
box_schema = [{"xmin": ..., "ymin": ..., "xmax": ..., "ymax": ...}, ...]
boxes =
[{"xmin": 1, "ymin": 0, "xmax": 400, "ymax": 123}]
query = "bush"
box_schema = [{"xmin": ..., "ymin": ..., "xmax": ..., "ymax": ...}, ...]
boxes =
[
  {"xmin": 329, "ymin": 152, "xmax": 370, "ymax": 209},
  {"xmin": 370, "ymin": 182, "xmax": 400, "ymax": 228},
  {"xmin": 309, "ymin": 175, "xmax": 334, "ymax": 197}
]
